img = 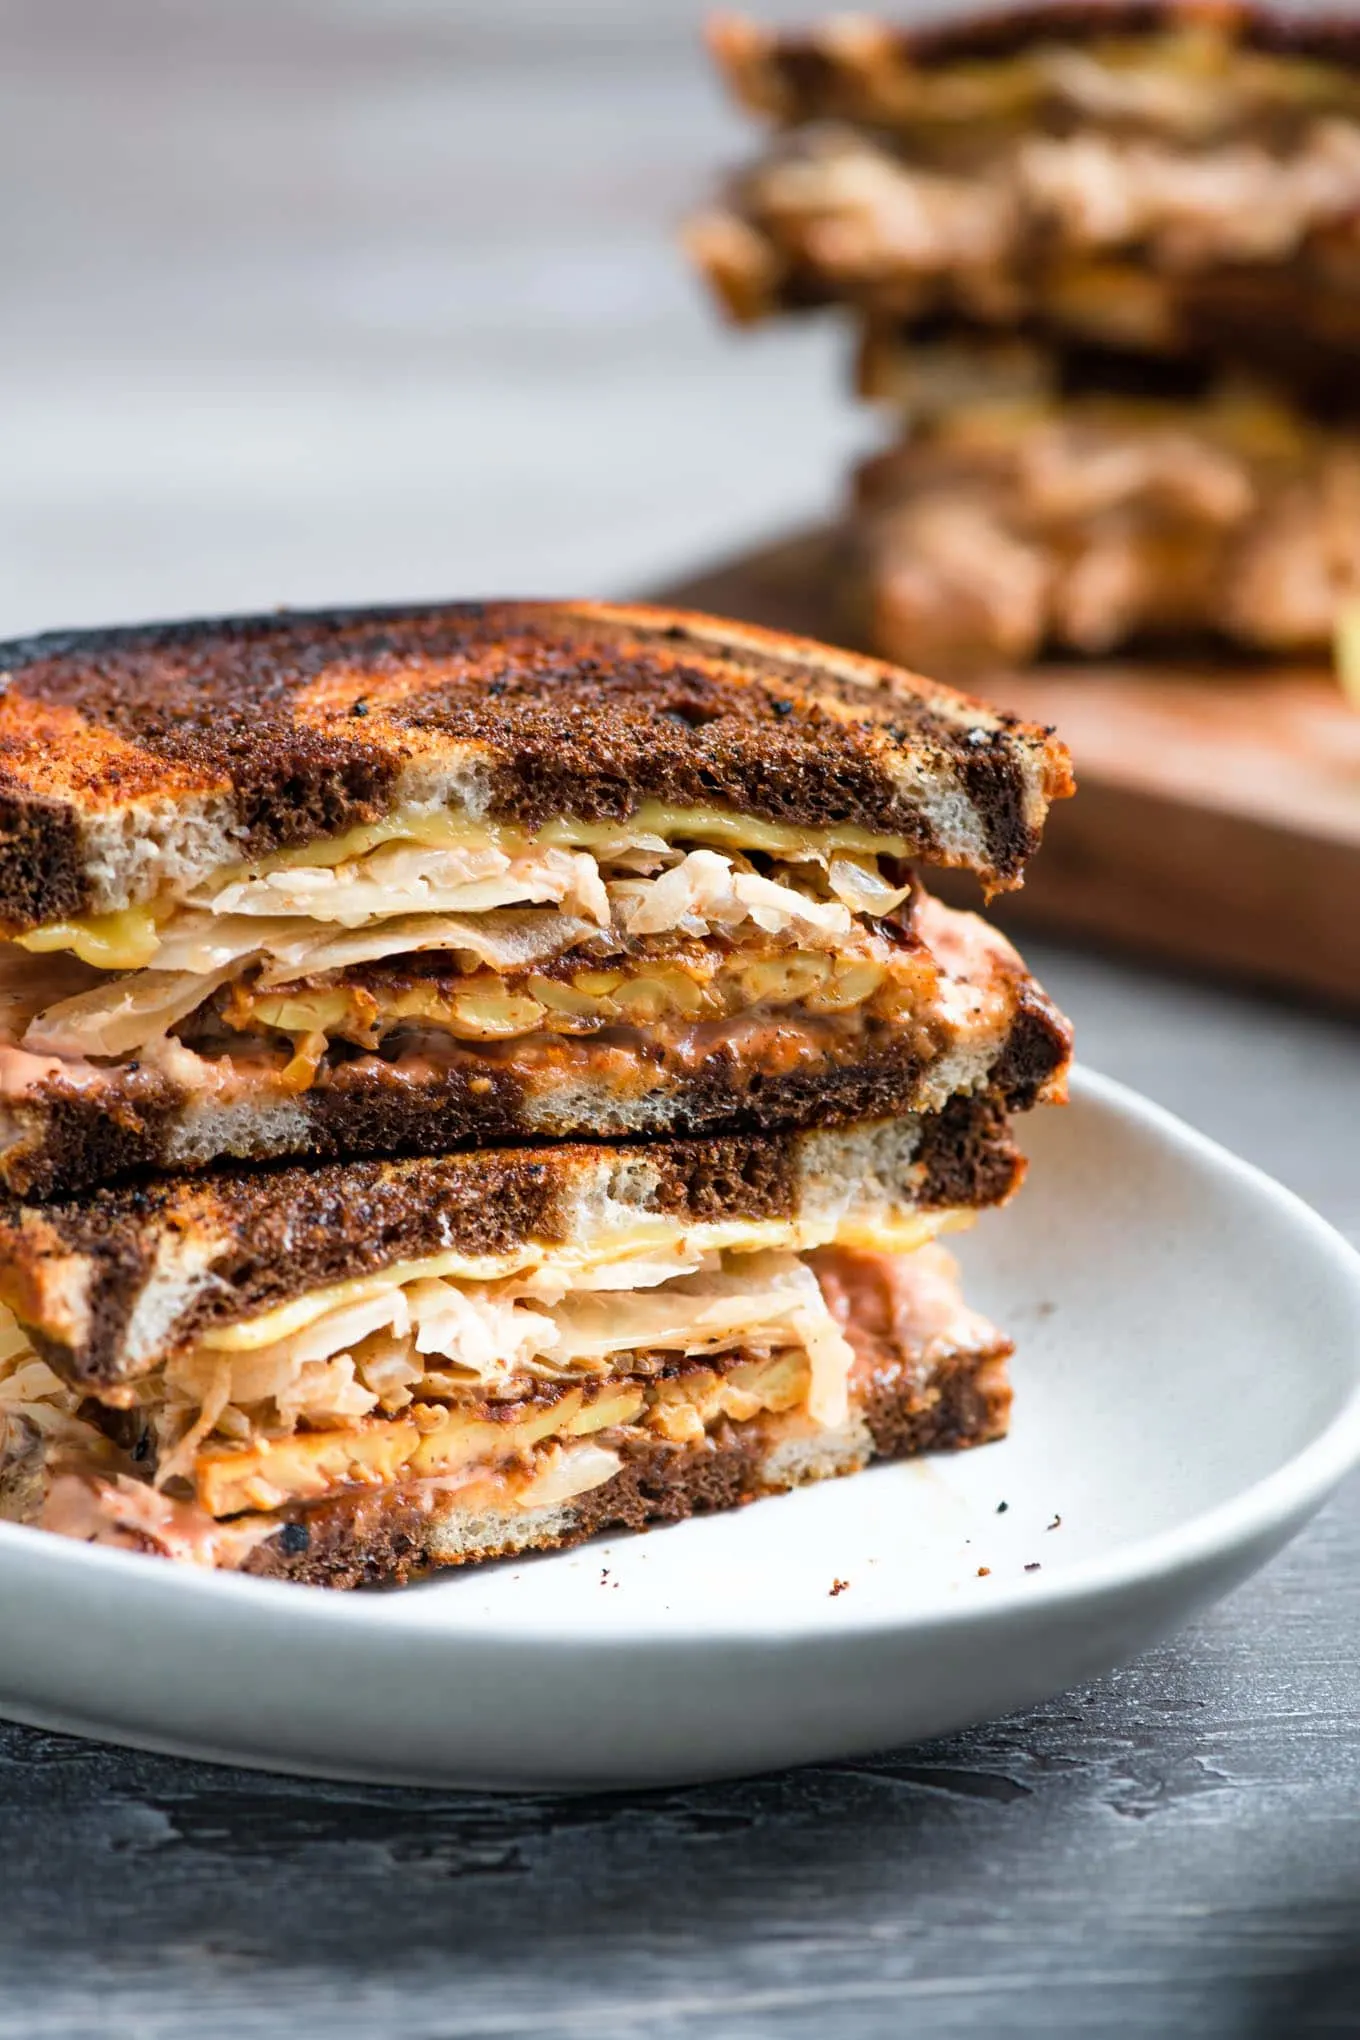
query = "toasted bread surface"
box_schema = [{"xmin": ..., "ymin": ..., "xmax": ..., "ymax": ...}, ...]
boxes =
[
  {"xmin": 0, "ymin": 1094, "xmax": 1026, "ymax": 1385},
  {"xmin": 0, "ymin": 601, "xmax": 1071, "ymax": 929}
]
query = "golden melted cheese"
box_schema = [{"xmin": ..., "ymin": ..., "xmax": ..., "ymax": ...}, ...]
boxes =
[
  {"xmin": 17, "ymin": 906, "xmax": 164, "ymax": 972},
  {"xmin": 246, "ymin": 803, "xmax": 913, "ymax": 876},
  {"xmin": 16, "ymin": 804, "xmax": 913, "ymax": 971}
]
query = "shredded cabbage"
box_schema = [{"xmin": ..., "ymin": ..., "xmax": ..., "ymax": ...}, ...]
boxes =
[
  {"xmin": 195, "ymin": 841, "xmax": 611, "ymax": 930},
  {"xmin": 23, "ymin": 966, "xmax": 236, "ymax": 1059},
  {"xmin": 148, "ymin": 1248, "xmax": 855, "ymax": 1458},
  {"xmin": 8, "ymin": 834, "xmax": 920, "ymax": 1063},
  {"xmin": 614, "ymin": 849, "xmax": 853, "ymax": 940},
  {"xmin": 827, "ymin": 855, "xmax": 913, "ymax": 919}
]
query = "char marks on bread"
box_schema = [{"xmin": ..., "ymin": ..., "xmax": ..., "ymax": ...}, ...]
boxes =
[{"xmin": 0, "ymin": 600, "xmax": 1071, "ymax": 931}]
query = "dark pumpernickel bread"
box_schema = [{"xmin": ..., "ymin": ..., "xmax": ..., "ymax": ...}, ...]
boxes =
[{"xmin": 0, "ymin": 1093, "xmax": 1028, "ymax": 1386}]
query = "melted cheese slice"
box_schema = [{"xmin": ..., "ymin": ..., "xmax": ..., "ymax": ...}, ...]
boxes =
[
  {"xmin": 15, "ymin": 805, "xmax": 913, "ymax": 972},
  {"xmin": 19, "ymin": 906, "xmax": 164, "ymax": 972},
  {"xmin": 241, "ymin": 803, "xmax": 913, "ymax": 877}
]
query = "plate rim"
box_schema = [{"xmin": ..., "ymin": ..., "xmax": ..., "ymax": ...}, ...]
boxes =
[{"xmin": 1, "ymin": 1063, "xmax": 1357, "ymax": 1650}]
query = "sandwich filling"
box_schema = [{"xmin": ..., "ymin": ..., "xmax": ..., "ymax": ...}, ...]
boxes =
[
  {"xmin": 0, "ymin": 808, "xmax": 1037, "ymax": 1115},
  {"xmin": 852, "ymin": 389, "xmax": 1360, "ymax": 668},
  {"xmin": 690, "ymin": 65, "xmax": 1360, "ymax": 332},
  {"xmin": 0, "ymin": 1233, "xmax": 991, "ymax": 1570}
]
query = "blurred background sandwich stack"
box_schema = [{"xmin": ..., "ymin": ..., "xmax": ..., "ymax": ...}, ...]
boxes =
[{"xmin": 680, "ymin": 3, "xmax": 1360, "ymax": 1002}]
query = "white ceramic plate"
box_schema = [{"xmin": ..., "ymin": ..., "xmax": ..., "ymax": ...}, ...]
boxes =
[{"xmin": 1, "ymin": 1065, "xmax": 1357, "ymax": 1791}]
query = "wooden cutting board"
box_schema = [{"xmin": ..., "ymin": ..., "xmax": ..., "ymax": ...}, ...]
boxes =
[{"xmin": 653, "ymin": 525, "xmax": 1360, "ymax": 1009}]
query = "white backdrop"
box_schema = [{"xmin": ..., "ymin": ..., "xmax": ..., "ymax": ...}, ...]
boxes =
[{"xmin": 0, "ymin": 0, "xmax": 901, "ymax": 635}]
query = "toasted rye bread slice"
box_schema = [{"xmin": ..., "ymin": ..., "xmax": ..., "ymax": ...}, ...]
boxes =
[
  {"xmin": 707, "ymin": 4, "xmax": 1360, "ymax": 128},
  {"xmin": 0, "ymin": 1095, "xmax": 1025, "ymax": 1388},
  {"xmin": 853, "ymin": 311, "xmax": 1360, "ymax": 425},
  {"xmin": 0, "ymin": 601, "xmax": 1071, "ymax": 932}
]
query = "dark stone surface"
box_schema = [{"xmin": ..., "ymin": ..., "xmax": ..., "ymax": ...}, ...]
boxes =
[{"xmin": 1, "ymin": 1493, "xmax": 1356, "ymax": 2039}]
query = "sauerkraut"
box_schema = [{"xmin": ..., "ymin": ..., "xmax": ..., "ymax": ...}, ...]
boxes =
[
  {"xmin": 150, "ymin": 1245, "xmax": 854, "ymax": 1478},
  {"xmin": 14, "ymin": 842, "xmax": 915, "ymax": 1061}
]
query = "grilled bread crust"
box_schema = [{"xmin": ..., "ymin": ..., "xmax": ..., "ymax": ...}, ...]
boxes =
[
  {"xmin": 708, "ymin": 4, "xmax": 1360, "ymax": 126},
  {"xmin": 0, "ymin": 601, "xmax": 1071, "ymax": 932},
  {"xmin": 0, "ymin": 1094, "xmax": 1028, "ymax": 1387}
]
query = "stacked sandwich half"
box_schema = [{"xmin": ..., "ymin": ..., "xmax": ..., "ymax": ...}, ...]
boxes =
[
  {"xmin": 0, "ymin": 601, "xmax": 1071, "ymax": 1586},
  {"xmin": 688, "ymin": 3, "xmax": 1360, "ymax": 675}
]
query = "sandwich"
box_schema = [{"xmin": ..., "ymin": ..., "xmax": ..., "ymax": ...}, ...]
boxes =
[
  {"xmin": 687, "ymin": 4, "xmax": 1360, "ymax": 672},
  {"xmin": 0, "ymin": 1115, "xmax": 1025, "ymax": 1585},
  {"xmin": 693, "ymin": 3, "xmax": 1360, "ymax": 388},
  {"xmin": 0, "ymin": 598, "xmax": 1072, "ymax": 1585},
  {"xmin": 0, "ymin": 600, "xmax": 1071, "ymax": 1196},
  {"xmin": 848, "ymin": 374, "xmax": 1360, "ymax": 672}
]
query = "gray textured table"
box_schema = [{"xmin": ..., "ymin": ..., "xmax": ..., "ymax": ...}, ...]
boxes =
[{"xmin": 1, "ymin": 6, "xmax": 1357, "ymax": 2035}]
